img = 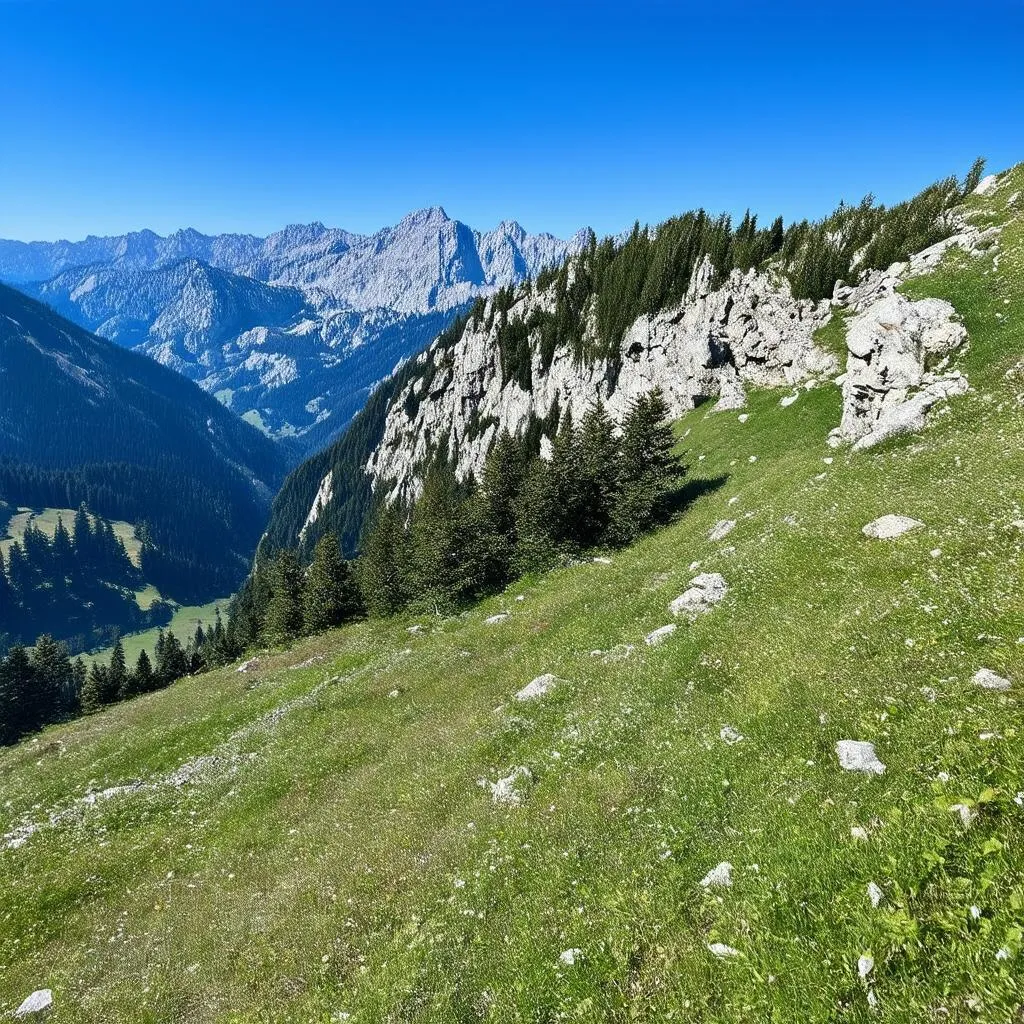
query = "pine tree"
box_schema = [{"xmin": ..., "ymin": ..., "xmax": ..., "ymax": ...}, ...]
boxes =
[
  {"xmin": 108, "ymin": 638, "xmax": 129, "ymax": 702},
  {"xmin": 358, "ymin": 503, "xmax": 411, "ymax": 617},
  {"xmin": 30, "ymin": 634, "xmax": 71, "ymax": 724},
  {"xmin": 302, "ymin": 532, "xmax": 361, "ymax": 635},
  {"xmin": 0, "ymin": 646, "xmax": 36, "ymax": 743},
  {"xmin": 52, "ymin": 516, "xmax": 74, "ymax": 579},
  {"xmin": 609, "ymin": 389, "xmax": 683, "ymax": 545},
  {"xmin": 132, "ymin": 649, "xmax": 155, "ymax": 695},
  {"xmin": 406, "ymin": 467, "xmax": 466, "ymax": 614},
  {"xmin": 79, "ymin": 663, "xmax": 106, "ymax": 715},
  {"xmin": 263, "ymin": 550, "xmax": 304, "ymax": 644}
]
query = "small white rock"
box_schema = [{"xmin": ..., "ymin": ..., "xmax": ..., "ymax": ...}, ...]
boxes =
[
  {"xmin": 867, "ymin": 882, "xmax": 883, "ymax": 908},
  {"xmin": 592, "ymin": 556, "xmax": 613, "ymax": 565},
  {"xmin": 15, "ymin": 991, "xmax": 53, "ymax": 1017},
  {"xmin": 700, "ymin": 861, "xmax": 733, "ymax": 888},
  {"xmin": 780, "ymin": 393, "xmax": 799, "ymax": 407},
  {"xmin": 851, "ymin": 826, "xmax": 869, "ymax": 842},
  {"xmin": 515, "ymin": 674, "xmax": 557, "ymax": 701},
  {"xmin": 836, "ymin": 740, "xmax": 886, "ymax": 775},
  {"xmin": 737, "ymin": 414, "xmax": 749, "ymax": 423},
  {"xmin": 719, "ymin": 725, "xmax": 744, "ymax": 745},
  {"xmin": 644, "ymin": 624, "xmax": 677, "ymax": 646},
  {"xmin": 708, "ymin": 519, "xmax": 736, "ymax": 542},
  {"xmin": 858, "ymin": 954, "xmax": 874, "ymax": 979},
  {"xmin": 708, "ymin": 942, "xmax": 740, "ymax": 958},
  {"xmin": 973, "ymin": 668, "xmax": 1011, "ymax": 691},
  {"xmin": 950, "ymin": 803, "xmax": 977, "ymax": 828},
  {"xmin": 558, "ymin": 948, "xmax": 582, "ymax": 966},
  {"xmin": 481, "ymin": 767, "xmax": 532, "ymax": 806},
  {"xmin": 862, "ymin": 514, "xmax": 924, "ymax": 540},
  {"xmin": 484, "ymin": 613, "xmax": 509, "ymax": 625}
]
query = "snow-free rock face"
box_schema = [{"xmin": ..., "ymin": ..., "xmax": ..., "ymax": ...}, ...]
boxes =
[{"xmin": 369, "ymin": 257, "xmax": 837, "ymax": 497}]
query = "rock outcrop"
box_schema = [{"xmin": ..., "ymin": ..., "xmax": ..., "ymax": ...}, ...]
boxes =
[
  {"xmin": 369, "ymin": 257, "xmax": 837, "ymax": 497},
  {"xmin": 829, "ymin": 293, "xmax": 968, "ymax": 450}
]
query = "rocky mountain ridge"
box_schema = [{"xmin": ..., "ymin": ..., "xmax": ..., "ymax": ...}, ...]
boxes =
[{"xmin": 0, "ymin": 213, "xmax": 587, "ymax": 450}]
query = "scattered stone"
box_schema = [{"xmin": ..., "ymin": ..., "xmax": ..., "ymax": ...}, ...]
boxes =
[
  {"xmin": 515, "ymin": 594, "xmax": 526, "ymax": 602},
  {"xmin": 484, "ymin": 613, "xmax": 509, "ymax": 625},
  {"xmin": 861, "ymin": 514, "xmax": 923, "ymax": 540},
  {"xmin": 779, "ymin": 393, "xmax": 799, "ymax": 407},
  {"xmin": 836, "ymin": 740, "xmax": 886, "ymax": 775},
  {"xmin": 592, "ymin": 556, "xmax": 613, "ymax": 565},
  {"xmin": 515, "ymin": 674, "xmax": 557, "ymax": 701},
  {"xmin": 708, "ymin": 942, "xmax": 740, "ymax": 958},
  {"xmin": 669, "ymin": 572, "xmax": 728, "ymax": 617},
  {"xmin": 851, "ymin": 826, "xmax": 869, "ymax": 842},
  {"xmin": 644, "ymin": 624, "xmax": 677, "ymax": 646},
  {"xmin": 973, "ymin": 668, "xmax": 1011, "ymax": 691},
  {"xmin": 601, "ymin": 644, "xmax": 635, "ymax": 664},
  {"xmin": 737, "ymin": 413, "xmax": 749, "ymax": 423},
  {"xmin": 481, "ymin": 767, "xmax": 532, "ymax": 806},
  {"xmin": 858, "ymin": 954, "xmax": 874, "ymax": 979},
  {"xmin": 719, "ymin": 725, "xmax": 743, "ymax": 745},
  {"xmin": 407, "ymin": 624, "xmax": 426, "ymax": 634},
  {"xmin": 387, "ymin": 689, "xmax": 400, "ymax": 698},
  {"xmin": 700, "ymin": 862, "xmax": 733, "ymax": 888},
  {"xmin": 950, "ymin": 803, "xmax": 977, "ymax": 828},
  {"xmin": 236, "ymin": 658, "xmax": 258, "ymax": 674},
  {"xmin": 867, "ymin": 882, "xmax": 883, "ymax": 908},
  {"xmin": 558, "ymin": 948, "xmax": 582, "ymax": 966},
  {"xmin": 708, "ymin": 519, "xmax": 736, "ymax": 542},
  {"xmin": 15, "ymin": 991, "xmax": 53, "ymax": 1017}
]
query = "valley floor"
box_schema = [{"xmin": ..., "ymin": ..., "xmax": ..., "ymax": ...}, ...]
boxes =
[{"xmin": 1, "ymin": 172, "xmax": 1023, "ymax": 1021}]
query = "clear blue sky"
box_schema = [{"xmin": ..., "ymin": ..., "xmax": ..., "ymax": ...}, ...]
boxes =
[{"xmin": 1, "ymin": 0, "xmax": 1021, "ymax": 242}]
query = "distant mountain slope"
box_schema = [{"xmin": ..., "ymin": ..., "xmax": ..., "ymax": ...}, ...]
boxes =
[
  {"xmin": 0, "ymin": 212, "xmax": 587, "ymax": 450},
  {"xmin": 0, "ymin": 283, "xmax": 289, "ymax": 602}
]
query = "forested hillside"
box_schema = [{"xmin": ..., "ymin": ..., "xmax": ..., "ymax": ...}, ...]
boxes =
[{"xmin": 0, "ymin": 284, "xmax": 289, "ymax": 609}]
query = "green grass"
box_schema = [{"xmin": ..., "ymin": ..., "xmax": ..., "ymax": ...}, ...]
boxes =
[
  {"xmin": 1, "ymin": 506, "xmax": 143, "ymax": 567},
  {"xmin": 2, "ymin": 168, "xmax": 1023, "ymax": 1022},
  {"xmin": 85, "ymin": 596, "xmax": 234, "ymax": 668}
]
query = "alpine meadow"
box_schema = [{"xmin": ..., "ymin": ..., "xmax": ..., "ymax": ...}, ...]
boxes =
[{"xmin": 1, "ymin": 1, "xmax": 1023, "ymax": 1021}]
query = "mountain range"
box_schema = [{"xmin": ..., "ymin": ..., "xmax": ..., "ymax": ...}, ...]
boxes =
[{"xmin": 0, "ymin": 212, "xmax": 588, "ymax": 450}]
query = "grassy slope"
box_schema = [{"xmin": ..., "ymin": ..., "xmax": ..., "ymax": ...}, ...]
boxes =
[{"xmin": 1, "ymin": 171, "xmax": 1023, "ymax": 1022}]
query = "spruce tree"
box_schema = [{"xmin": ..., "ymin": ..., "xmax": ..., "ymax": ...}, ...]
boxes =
[
  {"xmin": 358, "ymin": 503, "xmax": 410, "ymax": 617},
  {"xmin": 575, "ymin": 402, "xmax": 619, "ymax": 547},
  {"xmin": 303, "ymin": 532, "xmax": 361, "ymax": 635},
  {"xmin": 80, "ymin": 663, "xmax": 106, "ymax": 715},
  {"xmin": 263, "ymin": 550, "xmax": 304, "ymax": 645},
  {"xmin": 108, "ymin": 638, "xmax": 129, "ymax": 702},
  {"xmin": 609, "ymin": 389, "xmax": 683, "ymax": 545},
  {"xmin": 132, "ymin": 649, "xmax": 155, "ymax": 695},
  {"xmin": 512, "ymin": 459, "xmax": 561, "ymax": 574},
  {"xmin": 406, "ymin": 467, "xmax": 466, "ymax": 614},
  {"xmin": 0, "ymin": 646, "xmax": 35, "ymax": 743},
  {"xmin": 30, "ymin": 634, "xmax": 71, "ymax": 724}
]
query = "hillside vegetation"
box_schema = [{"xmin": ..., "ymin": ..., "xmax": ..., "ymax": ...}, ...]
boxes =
[{"xmin": 1, "ymin": 169, "xmax": 1023, "ymax": 1021}]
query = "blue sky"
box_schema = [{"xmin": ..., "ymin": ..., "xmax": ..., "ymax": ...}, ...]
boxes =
[{"xmin": 1, "ymin": 0, "xmax": 1022, "ymax": 242}]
